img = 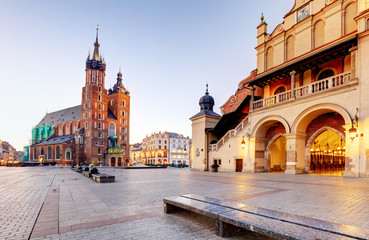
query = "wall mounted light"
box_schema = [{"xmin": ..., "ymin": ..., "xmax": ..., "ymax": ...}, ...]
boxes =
[
  {"xmin": 350, "ymin": 108, "xmax": 359, "ymax": 141},
  {"xmin": 241, "ymin": 138, "xmax": 245, "ymax": 149}
]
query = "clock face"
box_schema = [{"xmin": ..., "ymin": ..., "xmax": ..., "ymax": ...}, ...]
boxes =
[{"xmin": 297, "ymin": 4, "xmax": 310, "ymax": 22}]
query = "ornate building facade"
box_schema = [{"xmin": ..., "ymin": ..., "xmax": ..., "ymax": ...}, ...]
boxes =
[
  {"xmin": 191, "ymin": 0, "xmax": 369, "ymax": 177},
  {"xmin": 30, "ymin": 30, "xmax": 130, "ymax": 166}
]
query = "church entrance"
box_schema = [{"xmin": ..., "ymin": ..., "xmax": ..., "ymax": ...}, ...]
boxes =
[
  {"xmin": 111, "ymin": 157, "xmax": 116, "ymax": 167},
  {"xmin": 308, "ymin": 129, "xmax": 345, "ymax": 175}
]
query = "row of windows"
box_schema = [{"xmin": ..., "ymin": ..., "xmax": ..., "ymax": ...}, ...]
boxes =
[
  {"xmin": 33, "ymin": 146, "xmax": 71, "ymax": 161},
  {"xmin": 109, "ymin": 100, "xmax": 127, "ymax": 106},
  {"xmin": 265, "ymin": 3, "xmax": 357, "ymax": 70}
]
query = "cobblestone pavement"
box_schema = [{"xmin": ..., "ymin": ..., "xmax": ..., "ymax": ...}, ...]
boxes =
[{"xmin": 2, "ymin": 166, "xmax": 369, "ymax": 239}]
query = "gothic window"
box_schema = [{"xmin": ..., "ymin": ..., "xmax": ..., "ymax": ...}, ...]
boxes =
[
  {"xmin": 56, "ymin": 146, "xmax": 60, "ymax": 159},
  {"xmin": 47, "ymin": 146, "xmax": 52, "ymax": 160},
  {"xmin": 98, "ymin": 103, "xmax": 101, "ymax": 110},
  {"xmin": 98, "ymin": 148, "xmax": 100, "ymax": 154},
  {"xmin": 99, "ymin": 75, "xmax": 102, "ymax": 84},
  {"xmin": 40, "ymin": 147, "xmax": 44, "ymax": 155},
  {"xmin": 98, "ymin": 113, "xmax": 101, "ymax": 120},
  {"xmin": 122, "ymin": 111, "xmax": 125, "ymax": 117},
  {"xmin": 98, "ymin": 94, "xmax": 101, "ymax": 101},
  {"xmin": 86, "ymin": 94, "xmax": 89, "ymax": 100},
  {"xmin": 122, "ymin": 100, "xmax": 126, "ymax": 106},
  {"xmin": 92, "ymin": 72, "xmax": 96, "ymax": 83},
  {"xmin": 108, "ymin": 122, "xmax": 116, "ymax": 137},
  {"xmin": 98, "ymin": 122, "xmax": 102, "ymax": 129}
]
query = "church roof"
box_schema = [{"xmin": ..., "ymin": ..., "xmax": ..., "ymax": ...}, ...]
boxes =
[
  {"xmin": 36, "ymin": 105, "xmax": 81, "ymax": 127},
  {"xmin": 32, "ymin": 134, "xmax": 75, "ymax": 146}
]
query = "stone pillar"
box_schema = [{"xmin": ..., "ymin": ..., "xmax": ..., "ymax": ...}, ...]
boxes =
[
  {"xmin": 290, "ymin": 70, "xmax": 296, "ymax": 99},
  {"xmin": 349, "ymin": 46, "xmax": 358, "ymax": 80},
  {"xmin": 343, "ymin": 125, "xmax": 360, "ymax": 177},
  {"xmin": 285, "ymin": 133, "xmax": 306, "ymax": 174}
]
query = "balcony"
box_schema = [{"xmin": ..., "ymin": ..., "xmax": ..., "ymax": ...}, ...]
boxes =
[{"xmin": 253, "ymin": 72, "xmax": 352, "ymax": 110}]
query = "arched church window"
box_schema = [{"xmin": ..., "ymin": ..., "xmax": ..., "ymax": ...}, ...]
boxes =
[
  {"xmin": 122, "ymin": 100, "xmax": 126, "ymax": 106},
  {"xmin": 98, "ymin": 94, "xmax": 101, "ymax": 101},
  {"xmin": 65, "ymin": 148, "xmax": 71, "ymax": 160},
  {"xmin": 98, "ymin": 113, "xmax": 101, "ymax": 120},
  {"xmin": 56, "ymin": 146, "xmax": 60, "ymax": 159},
  {"xmin": 98, "ymin": 103, "xmax": 101, "ymax": 110},
  {"xmin": 108, "ymin": 122, "xmax": 116, "ymax": 137},
  {"xmin": 41, "ymin": 147, "xmax": 44, "ymax": 156},
  {"xmin": 47, "ymin": 146, "xmax": 52, "ymax": 160},
  {"xmin": 92, "ymin": 72, "xmax": 96, "ymax": 83},
  {"xmin": 318, "ymin": 69, "xmax": 335, "ymax": 80}
]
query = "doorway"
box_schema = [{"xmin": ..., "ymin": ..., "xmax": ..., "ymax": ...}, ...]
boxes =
[{"xmin": 236, "ymin": 159, "xmax": 243, "ymax": 172}]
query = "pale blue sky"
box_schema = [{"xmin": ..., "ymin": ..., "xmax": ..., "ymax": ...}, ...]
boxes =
[{"xmin": 0, "ymin": 0, "xmax": 293, "ymax": 150}]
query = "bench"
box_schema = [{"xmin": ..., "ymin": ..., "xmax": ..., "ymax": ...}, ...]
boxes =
[
  {"xmin": 91, "ymin": 173, "xmax": 115, "ymax": 183},
  {"xmin": 82, "ymin": 171, "xmax": 91, "ymax": 178},
  {"xmin": 163, "ymin": 194, "xmax": 369, "ymax": 239}
]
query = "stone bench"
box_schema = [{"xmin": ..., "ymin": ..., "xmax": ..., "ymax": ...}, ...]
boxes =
[
  {"xmin": 163, "ymin": 194, "xmax": 369, "ymax": 239},
  {"xmin": 91, "ymin": 174, "xmax": 115, "ymax": 183},
  {"xmin": 82, "ymin": 171, "xmax": 91, "ymax": 178}
]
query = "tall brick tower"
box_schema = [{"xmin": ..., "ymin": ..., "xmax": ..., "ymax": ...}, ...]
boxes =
[{"xmin": 81, "ymin": 28, "xmax": 108, "ymax": 165}]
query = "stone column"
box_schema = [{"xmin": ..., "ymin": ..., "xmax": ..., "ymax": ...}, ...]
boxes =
[
  {"xmin": 250, "ymin": 87, "xmax": 255, "ymax": 111},
  {"xmin": 349, "ymin": 46, "xmax": 358, "ymax": 80},
  {"xmin": 285, "ymin": 133, "xmax": 306, "ymax": 174},
  {"xmin": 290, "ymin": 70, "xmax": 296, "ymax": 99}
]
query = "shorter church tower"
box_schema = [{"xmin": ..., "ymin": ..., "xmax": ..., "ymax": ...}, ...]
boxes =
[
  {"xmin": 190, "ymin": 85, "xmax": 220, "ymax": 171},
  {"xmin": 106, "ymin": 69, "xmax": 131, "ymax": 165}
]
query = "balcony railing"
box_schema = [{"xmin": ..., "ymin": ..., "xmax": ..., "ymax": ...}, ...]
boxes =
[
  {"xmin": 253, "ymin": 72, "xmax": 351, "ymax": 110},
  {"xmin": 209, "ymin": 116, "xmax": 250, "ymax": 152}
]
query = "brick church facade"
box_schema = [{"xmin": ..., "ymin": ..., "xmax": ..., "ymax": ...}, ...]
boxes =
[{"xmin": 30, "ymin": 30, "xmax": 130, "ymax": 166}]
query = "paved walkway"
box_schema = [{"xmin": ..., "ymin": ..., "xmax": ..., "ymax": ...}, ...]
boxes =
[{"xmin": 1, "ymin": 166, "xmax": 369, "ymax": 239}]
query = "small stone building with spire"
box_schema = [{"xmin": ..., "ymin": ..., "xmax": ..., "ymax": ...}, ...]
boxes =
[{"xmin": 30, "ymin": 29, "xmax": 130, "ymax": 166}]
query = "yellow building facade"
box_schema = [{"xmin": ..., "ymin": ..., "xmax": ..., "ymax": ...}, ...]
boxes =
[{"xmin": 191, "ymin": 0, "xmax": 369, "ymax": 177}]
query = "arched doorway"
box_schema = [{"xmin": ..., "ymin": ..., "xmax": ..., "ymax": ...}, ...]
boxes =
[
  {"xmin": 266, "ymin": 135, "xmax": 287, "ymax": 172},
  {"xmin": 308, "ymin": 129, "xmax": 345, "ymax": 175},
  {"xmin": 111, "ymin": 157, "xmax": 116, "ymax": 167},
  {"xmin": 118, "ymin": 157, "xmax": 122, "ymax": 166},
  {"xmin": 252, "ymin": 116, "xmax": 290, "ymax": 172}
]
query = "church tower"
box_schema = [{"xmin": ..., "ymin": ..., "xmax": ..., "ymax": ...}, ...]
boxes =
[
  {"xmin": 107, "ymin": 69, "xmax": 131, "ymax": 165},
  {"xmin": 81, "ymin": 28, "xmax": 108, "ymax": 165},
  {"xmin": 190, "ymin": 85, "xmax": 220, "ymax": 171}
]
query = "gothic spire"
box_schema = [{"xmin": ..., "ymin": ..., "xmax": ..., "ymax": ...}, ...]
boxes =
[{"xmin": 92, "ymin": 26, "xmax": 100, "ymax": 61}]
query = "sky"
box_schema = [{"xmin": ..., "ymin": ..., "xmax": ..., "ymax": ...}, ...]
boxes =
[{"xmin": 0, "ymin": 0, "xmax": 293, "ymax": 151}]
